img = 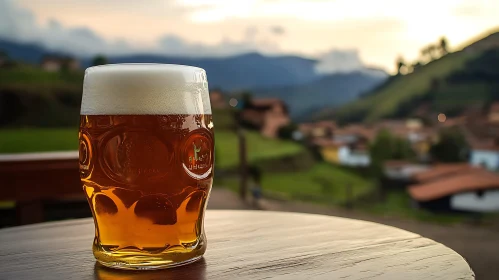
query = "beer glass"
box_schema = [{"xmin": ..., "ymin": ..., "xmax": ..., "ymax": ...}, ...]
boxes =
[{"xmin": 79, "ymin": 64, "xmax": 214, "ymax": 270}]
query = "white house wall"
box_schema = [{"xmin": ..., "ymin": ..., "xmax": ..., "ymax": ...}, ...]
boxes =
[
  {"xmin": 450, "ymin": 190, "xmax": 499, "ymax": 213},
  {"xmin": 470, "ymin": 150, "xmax": 499, "ymax": 171}
]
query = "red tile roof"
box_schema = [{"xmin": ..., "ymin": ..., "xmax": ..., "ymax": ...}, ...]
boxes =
[
  {"xmin": 336, "ymin": 125, "xmax": 376, "ymax": 141},
  {"xmin": 412, "ymin": 163, "xmax": 476, "ymax": 183},
  {"xmin": 408, "ymin": 168, "xmax": 499, "ymax": 201},
  {"xmin": 299, "ymin": 121, "xmax": 336, "ymax": 130}
]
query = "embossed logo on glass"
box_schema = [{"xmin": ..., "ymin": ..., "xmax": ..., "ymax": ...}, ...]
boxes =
[
  {"xmin": 79, "ymin": 133, "xmax": 92, "ymax": 178},
  {"xmin": 183, "ymin": 131, "xmax": 213, "ymax": 180}
]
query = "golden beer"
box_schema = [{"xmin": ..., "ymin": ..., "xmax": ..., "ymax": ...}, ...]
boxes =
[{"xmin": 79, "ymin": 64, "xmax": 214, "ymax": 270}]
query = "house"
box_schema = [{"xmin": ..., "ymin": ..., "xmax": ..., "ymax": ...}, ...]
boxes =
[
  {"xmin": 312, "ymin": 139, "xmax": 343, "ymax": 164},
  {"xmin": 209, "ymin": 90, "xmax": 227, "ymax": 109},
  {"xmin": 239, "ymin": 98, "xmax": 290, "ymax": 138},
  {"xmin": 334, "ymin": 125, "xmax": 376, "ymax": 143},
  {"xmin": 412, "ymin": 163, "xmax": 474, "ymax": 183},
  {"xmin": 298, "ymin": 121, "xmax": 336, "ymax": 140},
  {"xmin": 408, "ymin": 167, "xmax": 499, "ymax": 213},
  {"xmin": 384, "ymin": 160, "xmax": 429, "ymax": 181},
  {"xmin": 339, "ymin": 143, "xmax": 370, "ymax": 167},
  {"xmin": 375, "ymin": 119, "xmax": 429, "ymax": 143},
  {"xmin": 313, "ymin": 138, "xmax": 370, "ymax": 167},
  {"xmin": 41, "ymin": 55, "xmax": 80, "ymax": 72},
  {"xmin": 469, "ymin": 139, "xmax": 499, "ymax": 171},
  {"xmin": 319, "ymin": 125, "xmax": 373, "ymax": 167}
]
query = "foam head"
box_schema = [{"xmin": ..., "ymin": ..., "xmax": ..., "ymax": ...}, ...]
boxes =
[{"xmin": 81, "ymin": 64, "xmax": 211, "ymax": 115}]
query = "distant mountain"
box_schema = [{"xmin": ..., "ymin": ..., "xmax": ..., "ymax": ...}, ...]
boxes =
[
  {"xmin": 0, "ymin": 39, "xmax": 48, "ymax": 63},
  {"xmin": 0, "ymin": 38, "xmax": 387, "ymax": 94},
  {"xmin": 251, "ymin": 71, "xmax": 385, "ymax": 120},
  {"xmin": 313, "ymin": 30, "xmax": 499, "ymax": 124},
  {"xmin": 102, "ymin": 52, "xmax": 319, "ymax": 90},
  {"xmin": 0, "ymin": 38, "xmax": 388, "ymax": 120}
]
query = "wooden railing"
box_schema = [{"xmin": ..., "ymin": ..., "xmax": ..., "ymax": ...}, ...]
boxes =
[{"xmin": 0, "ymin": 151, "xmax": 82, "ymax": 225}]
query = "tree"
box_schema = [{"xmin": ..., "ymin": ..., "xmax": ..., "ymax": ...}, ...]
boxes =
[
  {"xmin": 278, "ymin": 123, "xmax": 298, "ymax": 140},
  {"xmin": 396, "ymin": 56, "xmax": 406, "ymax": 75},
  {"xmin": 411, "ymin": 61, "xmax": 422, "ymax": 72},
  {"xmin": 369, "ymin": 129, "xmax": 415, "ymax": 178},
  {"xmin": 439, "ymin": 37, "xmax": 448, "ymax": 55},
  {"xmin": 420, "ymin": 47, "xmax": 428, "ymax": 62},
  {"xmin": 430, "ymin": 128, "xmax": 469, "ymax": 162},
  {"xmin": 0, "ymin": 50, "xmax": 9, "ymax": 67},
  {"xmin": 428, "ymin": 45, "xmax": 438, "ymax": 60},
  {"xmin": 92, "ymin": 55, "xmax": 108, "ymax": 66},
  {"xmin": 240, "ymin": 91, "xmax": 253, "ymax": 109},
  {"xmin": 0, "ymin": 50, "xmax": 7, "ymax": 60}
]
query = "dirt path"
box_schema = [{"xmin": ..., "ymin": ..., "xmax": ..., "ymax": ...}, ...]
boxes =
[
  {"xmin": 258, "ymin": 198, "xmax": 499, "ymax": 280},
  {"xmin": 207, "ymin": 187, "xmax": 252, "ymax": 210}
]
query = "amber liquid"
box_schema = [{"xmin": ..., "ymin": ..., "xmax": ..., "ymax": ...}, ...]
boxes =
[{"xmin": 79, "ymin": 114, "xmax": 214, "ymax": 269}]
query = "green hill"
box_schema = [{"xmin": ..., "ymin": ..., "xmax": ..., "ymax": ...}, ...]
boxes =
[
  {"xmin": 314, "ymin": 30, "xmax": 499, "ymax": 124},
  {"xmin": 0, "ymin": 65, "xmax": 83, "ymax": 127}
]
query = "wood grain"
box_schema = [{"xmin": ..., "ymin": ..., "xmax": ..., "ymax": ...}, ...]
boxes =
[
  {"xmin": 0, "ymin": 151, "xmax": 81, "ymax": 202},
  {"xmin": 0, "ymin": 151, "xmax": 82, "ymax": 224},
  {"xmin": 0, "ymin": 210, "xmax": 474, "ymax": 280}
]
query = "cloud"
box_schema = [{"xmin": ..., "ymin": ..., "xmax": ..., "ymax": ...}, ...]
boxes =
[
  {"xmin": 0, "ymin": 0, "xmax": 36, "ymax": 41},
  {"xmin": 270, "ymin": 25, "xmax": 285, "ymax": 36},
  {"xmin": 0, "ymin": 0, "xmax": 281, "ymax": 58},
  {"xmin": 314, "ymin": 49, "xmax": 365, "ymax": 74},
  {"xmin": 0, "ymin": 0, "xmax": 131, "ymax": 56},
  {"xmin": 452, "ymin": 3, "xmax": 487, "ymax": 17},
  {"xmin": 157, "ymin": 33, "xmax": 280, "ymax": 57},
  {"xmin": 244, "ymin": 26, "xmax": 259, "ymax": 41}
]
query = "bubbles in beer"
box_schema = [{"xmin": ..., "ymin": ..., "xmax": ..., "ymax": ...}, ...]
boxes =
[{"xmin": 79, "ymin": 64, "xmax": 213, "ymax": 268}]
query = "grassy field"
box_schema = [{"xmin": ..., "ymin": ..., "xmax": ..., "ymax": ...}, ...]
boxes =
[
  {"xmin": 0, "ymin": 128, "xmax": 79, "ymax": 153},
  {"xmin": 363, "ymin": 191, "xmax": 480, "ymax": 224},
  {"xmin": 215, "ymin": 130, "xmax": 304, "ymax": 169},
  {"xmin": 0, "ymin": 65, "xmax": 83, "ymax": 87},
  {"xmin": 0, "ymin": 128, "xmax": 304, "ymax": 169},
  {"xmin": 219, "ymin": 163, "xmax": 375, "ymax": 205}
]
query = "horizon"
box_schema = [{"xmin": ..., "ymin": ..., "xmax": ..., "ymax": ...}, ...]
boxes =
[{"xmin": 1, "ymin": 0, "xmax": 498, "ymax": 73}]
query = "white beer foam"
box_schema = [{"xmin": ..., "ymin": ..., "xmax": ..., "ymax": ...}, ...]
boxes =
[{"xmin": 81, "ymin": 64, "xmax": 212, "ymax": 115}]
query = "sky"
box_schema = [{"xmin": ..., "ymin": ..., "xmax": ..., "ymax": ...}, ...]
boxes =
[{"xmin": 1, "ymin": 0, "xmax": 498, "ymax": 73}]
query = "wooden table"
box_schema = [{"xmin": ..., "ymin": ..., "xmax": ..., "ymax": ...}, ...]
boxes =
[{"xmin": 0, "ymin": 210, "xmax": 474, "ymax": 280}]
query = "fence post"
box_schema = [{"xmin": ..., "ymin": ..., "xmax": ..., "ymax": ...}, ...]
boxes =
[
  {"xmin": 346, "ymin": 183, "xmax": 353, "ymax": 209},
  {"xmin": 238, "ymin": 127, "xmax": 248, "ymax": 200}
]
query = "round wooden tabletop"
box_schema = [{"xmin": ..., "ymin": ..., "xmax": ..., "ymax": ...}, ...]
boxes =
[{"xmin": 0, "ymin": 210, "xmax": 474, "ymax": 280}]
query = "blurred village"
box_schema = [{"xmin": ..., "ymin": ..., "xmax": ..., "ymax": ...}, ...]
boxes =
[{"xmin": 211, "ymin": 87, "xmax": 499, "ymax": 217}]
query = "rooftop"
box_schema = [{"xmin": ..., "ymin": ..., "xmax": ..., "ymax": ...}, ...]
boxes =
[
  {"xmin": 412, "ymin": 163, "xmax": 476, "ymax": 183},
  {"xmin": 408, "ymin": 168, "xmax": 499, "ymax": 201}
]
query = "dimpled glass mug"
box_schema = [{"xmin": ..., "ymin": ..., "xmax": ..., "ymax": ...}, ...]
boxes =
[{"xmin": 79, "ymin": 64, "xmax": 214, "ymax": 270}]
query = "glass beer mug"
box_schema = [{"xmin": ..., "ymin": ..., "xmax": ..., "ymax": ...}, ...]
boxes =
[{"xmin": 79, "ymin": 64, "xmax": 214, "ymax": 270}]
